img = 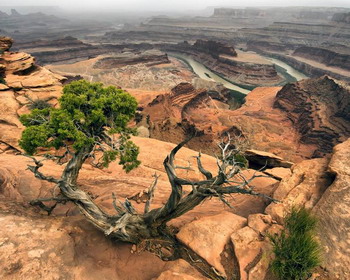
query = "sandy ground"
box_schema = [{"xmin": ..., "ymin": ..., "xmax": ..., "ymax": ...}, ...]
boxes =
[
  {"xmin": 47, "ymin": 56, "xmax": 194, "ymax": 93},
  {"xmin": 222, "ymin": 50, "xmax": 272, "ymax": 64}
]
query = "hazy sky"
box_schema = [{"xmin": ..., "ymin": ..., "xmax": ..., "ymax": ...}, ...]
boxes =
[{"xmin": 1, "ymin": 0, "xmax": 350, "ymax": 11}]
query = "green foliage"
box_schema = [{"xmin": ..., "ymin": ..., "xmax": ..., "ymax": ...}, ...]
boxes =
[
  {"xmin": 28, "ymin": 99, "xmax": 52, "ymax": 110},
  {"xmin": 0, "ymin": 76, "xmax": 6, "ymax": 85},
  {"xmin": 268, "ymin": 207, "xmax": 321, "ymax": 280},
  {"xmin": 20, "ymin": 80, "xmax": 140, "ymax": 172},
  {"xmin": 233, "ymin": 153, "xmax": 248, "ymax": 168}
]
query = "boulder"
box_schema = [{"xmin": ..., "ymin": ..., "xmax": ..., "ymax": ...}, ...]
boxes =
[
  {"xmin": 245, "ymin": 149, "xmax": 293, "ymax": 169},
  {"xmin": 265, "ymin": 157, "xmax": 332, "ymax": 224},
  {"xmin": 176, "ymin": 212, "xmax": 246, "ymax": 275},
  {"xmin": 3, "ymin": 52, "xmax": 35, "ymax": 74},
  {"xmin": 231, "ymin": 222, "xmax": 274, "ymax": 280},
  {"xmin": 247, "ymin": 213, "xmax": 273, "ymax": 234}
]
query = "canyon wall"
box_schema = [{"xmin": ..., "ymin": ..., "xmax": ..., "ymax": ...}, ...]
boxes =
[
  {"xmin": 274, "ymin": 76, "xmax": 350, "ymax": 157},
  {"xmin": 293, "ymin": 46, "xmax": 350, "ymax": 71}
]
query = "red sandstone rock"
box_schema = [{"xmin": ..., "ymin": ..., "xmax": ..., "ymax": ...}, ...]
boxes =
[
  {"xmin": 313, "ymin": 138, "xmax": 350, "ymax": 279},
  {"xmin": 0, "ymin": 37, "xmax": 13, "ymax": 52},
  {"xmin": 274, "ymin": 76, "xmax": 350, "ymax": 157},
  {"xmin": 265, "ymin": 157, "xmax": 331, "ymax": 224},
  {"xmin": 176, "ymin": 212, "xmax": 247, "ymax": 275}
]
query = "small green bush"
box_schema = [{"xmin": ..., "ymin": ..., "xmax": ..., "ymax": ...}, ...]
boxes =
[
  {"xmin": 0, "ymin": 76, "xmax": 6, "ymax": 85},
  {"xmin": 269, "ymin": 207, "xmax": 321, "ymax": 280},
  {"xmin": 28, "ymin": 99, "xmax": 52, "ymax": 110}
]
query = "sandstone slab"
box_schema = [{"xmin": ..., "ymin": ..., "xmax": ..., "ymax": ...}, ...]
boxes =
[
  {"xmin": 265, "ymin": 157, "xmax": 331, "ymax": 224},
  {"xmin": 313, "ymin": 139, "xmax": 350, "ymax": 279},
  {"xmin": 176, "ymin": 212, "xmax": 247, "ymax": 274}
]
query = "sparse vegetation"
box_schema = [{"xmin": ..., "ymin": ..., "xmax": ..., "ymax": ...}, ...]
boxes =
[
  {"xmin": 0, "ymin": 76, "xmax": 6, "ymax": 85},
  {"xmin": 28, "ymin": 99, "xmax": 52, "ymax": 110},
  {"xmin": 20, "ymin": 79, "xmax": 275, "ymax": 276},
  {"xmin": 269, "ymin": 207, "xmax": 321, "ymax": 280}
]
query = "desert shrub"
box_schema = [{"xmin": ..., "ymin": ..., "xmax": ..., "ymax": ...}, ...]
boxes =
[
  {"xmin": 0, "ymin": 76, "xmax": 5, "ymax": 85},
  {"xmin": 28, "ymin": 99, "xmax": 52, "ymax": 110},
  {"xmin": 269, "ymin": 207, "xmax": 321, "ymax": 280}
]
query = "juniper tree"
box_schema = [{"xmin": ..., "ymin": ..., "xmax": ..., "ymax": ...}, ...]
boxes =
[{"xmin": 21, "ymin": 80, "xmax": 274, "ymax": 269}]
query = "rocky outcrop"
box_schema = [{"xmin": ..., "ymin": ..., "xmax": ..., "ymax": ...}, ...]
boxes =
[
  {"xmin": 176, "ymin": 210, "xmax": 282, "ymax": 279},
  {"xmin": 0, "ymin": 203, "xmax": 173, "ymax": 280},
  {"xmin": 265, "ymin": 157, "xmax": 332, "ymax": 224},
  {"xmin": 264, "ymin": 138, "xmax": 350, "ymax": 279},
  {"xmin": 193, "ymin": 40, "xmax": 237, "ymax": 58},
  {"xmin": 274, "ymin": 76, "xmax": 350, "ymax": 157},
  {"xmin": 293, "ymin": 46, "xmax": 350, "ymax": 71},
  {"xmin": 141, "ymin": 82, "xmax": 234, "ymax": 153},
  {"xmin": 2, "ymin": 51, "xmax": 35, "ymax": 74},
  {"xmin": 177, "ymin": 212, "xmax": 247, "ymax": 276},
  {"xmin": 0, "ymin": 37, "xmax": 13, "ymax": 52},
  {"xmin": 245, "ymin": 149, "xmax": 293, "ymax": 169},
  {"xmin": 0, "ymin": 36, "xmax": 65, "ymax": 150},
  {"xmin": 313, "ymin": 138, "xmax": 350, "ymax": 279}
]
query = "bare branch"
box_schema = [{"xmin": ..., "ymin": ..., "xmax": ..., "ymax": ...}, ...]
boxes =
[
  {"xmin": 123, "ymin": 198, "xmax": 137, "ymax": 214},
  {"xmin": 195, "ymin": 151, "xmax": 213, "ymax": 179},
  {"xmin": 24, "ymin": 155, "xmax": 59, "ymax": 184},
  {"xmin": 112, "ymin": 192, "xmax": 125, "ymax": 214},
  {"xmin": 144, "ymin": 173, "xmax": 160, "ymax": 214},
  {"xmin": 29, "ymin": 196, "xmax": 70, "ymax": 215}
]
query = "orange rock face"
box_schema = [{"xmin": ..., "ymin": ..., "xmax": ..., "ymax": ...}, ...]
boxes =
[
  {"xmin": 142, "ymin": 84, "xmax": 316, "ymax": 162},
  {"xmin": 0, "ymin": 37, "xmax": 65, "ymax": 151},
  {"xmin": 274, "ymin": 76, "xmax": 350, "ymax": 157}
]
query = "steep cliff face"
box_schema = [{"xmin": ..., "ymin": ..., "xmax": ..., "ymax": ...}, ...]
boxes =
[
  {"xmin": 332, "ymin": 12, "xmax": 350, "ymax": 23},
  {"xmin": 293, "ymin": 46, "xmax": 350, "ymax": 71},
  {"xmin": 274, "ymin": 76, "xmax": 350, "ymax": 157}
]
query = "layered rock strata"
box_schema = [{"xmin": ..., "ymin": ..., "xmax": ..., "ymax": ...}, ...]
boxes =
[
  {"xmin": 274, "ymin": 76, "xmax": 350, "ymax": 157},
  {"xmin": 0, "ymin": 36, "xmax": 65, "ymax": 150}
]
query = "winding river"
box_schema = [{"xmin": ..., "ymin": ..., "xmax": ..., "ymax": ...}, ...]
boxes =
[
  {"xmin": 169, "ymin": 52, "xmax": 307, "ymax": 96},
  {"xmin": 169, "ymin": 53, "xmax": 250, "ymax": 94},
  {"xmin": 264, "ymin": 56, "xmax": 307, "ymax": 81}
]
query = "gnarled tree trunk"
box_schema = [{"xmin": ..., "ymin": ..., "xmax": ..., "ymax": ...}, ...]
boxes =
[{"xmin": 28, "ymin": 135, "xmax": 275, "ymax": 250}]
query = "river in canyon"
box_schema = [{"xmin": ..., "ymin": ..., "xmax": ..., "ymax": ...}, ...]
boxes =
[
  {"xmin": 169, "ymin": 52, "xmax": 307, "ymax": 96},
  {"xmin": 264, "ymin": 56, "xmax": 307, "ymax": 81},
  {"xmin": 169, "ymin": 52, "xmax": 250, "ymax": 94}
]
